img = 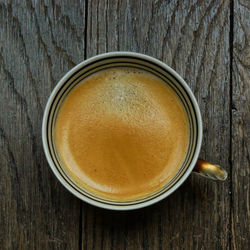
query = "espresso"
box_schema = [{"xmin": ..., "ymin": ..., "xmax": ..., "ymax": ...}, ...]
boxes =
[{"xmin": 55, "ymin": 67, "xmax": 189, "ymax": 201}]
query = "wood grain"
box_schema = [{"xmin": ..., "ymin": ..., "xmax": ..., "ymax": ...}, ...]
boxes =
[
  {"xmin": 82, "ymin": 0, "xmax": 231, "ymax": 249},
  {"xmin": 0, "ymin": 1, "xmax": 85, "ymax": 249},
  {"xmin": 0, "ymin": 0, "xmax": 249, "ymax": 249},
  {"xmin": 231, "ymin": 0, "xmax": 250, "ymax": 249}
]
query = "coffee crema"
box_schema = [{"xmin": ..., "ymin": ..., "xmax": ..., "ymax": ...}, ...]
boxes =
[{"xmin": 54, "ymin": 67, "xmax": 189, "ymax": 201}]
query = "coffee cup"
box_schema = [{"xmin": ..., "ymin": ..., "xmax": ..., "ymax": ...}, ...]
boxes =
[{"xmin": 42, "ymin": 52, "xmax": 227, "ymax": 210}]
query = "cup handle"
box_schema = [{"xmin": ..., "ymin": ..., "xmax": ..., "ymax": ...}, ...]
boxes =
[{"xmin": 193, "ymin": 159, "xmax": 228, "ymax": 181}]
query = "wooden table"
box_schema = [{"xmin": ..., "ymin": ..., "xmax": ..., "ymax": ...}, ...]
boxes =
[{"xmin": 0, "ymin": 1, "xmax": 249, "ymax": 249}]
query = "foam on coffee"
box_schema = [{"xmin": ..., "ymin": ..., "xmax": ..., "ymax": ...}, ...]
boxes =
[{"xmin": 55, "ymin": 67, "xmax": 189, "ymax": 201}]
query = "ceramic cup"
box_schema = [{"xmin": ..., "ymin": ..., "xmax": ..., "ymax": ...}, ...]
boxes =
[{"xmin": 42, "ymin": 52, "xmax": 227, "ymax": 210}]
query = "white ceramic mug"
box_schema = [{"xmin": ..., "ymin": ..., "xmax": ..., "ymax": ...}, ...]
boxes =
[{"xmin": 42, "ymin": 52, "xmax": 227, "ymax": 210}]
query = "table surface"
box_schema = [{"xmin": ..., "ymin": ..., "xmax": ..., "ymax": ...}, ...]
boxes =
[{"xmin": 0, "ymin": 1, "xmax": 249, "ymax": 249}]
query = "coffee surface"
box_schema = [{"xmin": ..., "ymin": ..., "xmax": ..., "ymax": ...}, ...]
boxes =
[{"xmin": 55, "ymin": 67, "xmax": 189, "ymax": 201}]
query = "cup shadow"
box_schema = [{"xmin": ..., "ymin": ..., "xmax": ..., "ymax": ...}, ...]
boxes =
[{"xmin": 82, "ymin": 175, "xmax": 215, "ymax": 232}]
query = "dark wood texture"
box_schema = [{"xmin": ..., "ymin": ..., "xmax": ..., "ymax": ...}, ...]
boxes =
[
  {"xmin": 0, "ymin": 0, "xmax": 248, "ymax": 249},
  {"xmin": 82, "ymin": 0, "xmax": 231, "ymax": 249},
  {"xmin": 0, "ymin": 1, "xmax": 85, "ymax": 249},
  {"xmin": 231, "ymin": 0, "xmax": 250, "ymax": 249}
]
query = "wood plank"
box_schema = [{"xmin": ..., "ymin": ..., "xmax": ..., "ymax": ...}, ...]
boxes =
[
  {"xmin": 82, "ymin": 0, "xmax": 231, "ymax": 249},
  {"xmin": 0, "ymin": 1, "xmax": 86, "ymax": 249},
  {"xmin": 232, "ymin": 0, "xmax": 250, "ymax": 248}
]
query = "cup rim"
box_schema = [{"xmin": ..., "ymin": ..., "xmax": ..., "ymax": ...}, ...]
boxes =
[{"xmin": 42, "ymin": 51, "xmax": 203, "ymax": 210}]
